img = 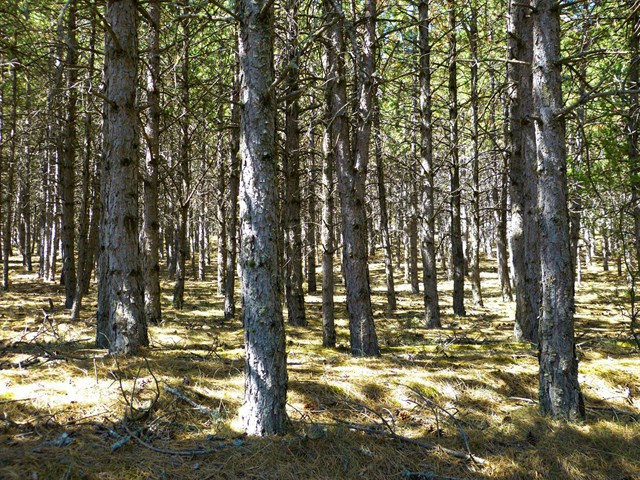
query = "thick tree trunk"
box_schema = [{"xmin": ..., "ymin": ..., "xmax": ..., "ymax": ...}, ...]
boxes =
[
  {"xmin": 508, "ymin": 0, "xmax": 541, "ymax": 343},
  {"xmin": 238, "ymin": 0, "xmax": 288, "ymax": 435},
  {"xmin": 418, "ymin": 0, "xmax": 440, "ymax": 328},
  {"xmin": 141, "ymin": 0, "xmax": 162, "ymax": 325},
  {"xmin": 99, "ymin": 0, "xmax": 148, "ymax": 355},
  {"xmin": 283, "ymin": 0, "xmax": 306, "ymax": 326},
  {"xmin": 373, "ymin": 102, "xmax": 396, "ymax": 311},
  {"xmin": 448, "ymin": 0, "xmax": 465, "ymax": 316},
  {"xmin": 532, "ymin": 0, "xmax": 584, "ymax": 421}
]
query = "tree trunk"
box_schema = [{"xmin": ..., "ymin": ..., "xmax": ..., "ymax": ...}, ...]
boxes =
[
  {"xmin": 321, "ymin": 40, "xmax": 337, "ymax": 348},
  {"xmin": 418, "ymin": 0, "xmax": 440, "ymax": 328},
  {"xmin": 283, "ymin": 0, "xmax": 306, "ymax": 326},
  {"xmin": 71, "ymin": 9, "xmax": 97, "ymax": 321},
  {"xmin": 373, "ymin": 101, "xmax": 396, "ymax": 311},
  {"xmin": 2, "ymin": 52, "xmax": 17, "ymax": 291},
  {"xmin": 224, "ymin": 61, "xmax": 241, "ymax": 320},
  {"xmin": 306, "ymin": 123, "xmax": 318, "ymax": 294},
  {"xmin": 60, "ymin": 0, "xmax": 77, "ymax": 308},
  {"xmin": 508, "ymin": 0, "xmax": 541, "ymax": 343},
  {"xmin": 238, "ymin": 0, "xmax": 288, "ymax": 435},
  {"xmin": 629, "ymin": 2, "xmax": 640, "ymax": 269},
  {"xmin": 448, "ymin": 0, "xmax": 465, "ymax": 316},
  {"xmin": 141, "ymin": 0, "xmax": 162, "ymax": 325},
  {"xmin": 330, "ymin": 0, "xmax": 379, "ymax": 356},
  {"xmin": 99, "ymin": 0, "xmax": 148, "ymax": 355},
  {"xmin": 467, "ymin": 5, "xmax": 483, "ymax": 307},
  {"xmin": 173, "ymin": 10, "xmax": 191, "ymax": 310},
  {"xmin": 532, "ymin": 0, "xmax": 584, "ymax": 421}
]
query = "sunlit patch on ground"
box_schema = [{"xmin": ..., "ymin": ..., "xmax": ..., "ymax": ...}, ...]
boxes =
[{"xmin": 0, "ymin": 255, "xmax": 638, "ymax": 479}]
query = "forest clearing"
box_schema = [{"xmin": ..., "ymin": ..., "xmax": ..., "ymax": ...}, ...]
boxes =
[{"xmin": 0, "ymin": 256, "xmax": 638, "ymax": 479}]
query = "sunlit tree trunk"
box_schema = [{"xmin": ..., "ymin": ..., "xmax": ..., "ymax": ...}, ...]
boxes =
[
  {"xmin": 238, "ymin": 0, "xmax": 288, "ymax": 435},
  {"xmin": 98, "ymin": 0, "xmax": 148, "ymax": 355},
  {"xmin": 532, "ymin": 0, "xmax": 584, "ymax": 421}
]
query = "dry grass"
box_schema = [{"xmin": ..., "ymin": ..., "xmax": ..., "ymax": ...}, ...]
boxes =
[{"xmin": 0, "ymin": 254, "xmax": 639, "ymax": 480}]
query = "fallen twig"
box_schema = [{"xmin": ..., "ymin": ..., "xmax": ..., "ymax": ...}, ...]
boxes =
[{"xmin": 163, "ymin": 385, "xmax": 219, "ymax": 417}]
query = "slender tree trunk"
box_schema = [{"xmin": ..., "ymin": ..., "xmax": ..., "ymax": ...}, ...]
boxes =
[
  {"xmin": 141, "ymin": 0, "xmax": 162, "ymax": 325},
  {"xmin": 508, "ymin": 0, "xmax": 540, "ymax": 343},
  {"xmin": 467, "ymin": 5, "xmax": 483, "ymax": 307},
  {"xmin": 306, "ymin": 123, "xmax": 318, "ymax": 294},
  {"xmin": 60, "ymin": 1, "xmax": 77, "ymax": 307},
  {"xmin": 173, "ymin": 10, "xmax": 191, "ymax": 310},
  {"xmin": 217, "ymin": 137, "xmax": 227, "ymax": 295},
  {"xmin": 224, "ymin": 61, "xmax": 241, "ymax": 320},
  {"xmin": 629, "ymin": 2, "xmax": 640, "ymax": 269},
  {"xmin": 532, "ymin": 0, "xmax": 584, "ymax": 420},
  {"xmin": 418, "ymin": 0, "xmax": 440, "ymax": 328},
  {"xmin": 321, "ymin": 39, "xmax": 336, "ymax": 348},
  {"xmin": 238, "ymin": 0, "xmax": 288, "ymax": 435},
  {"xmin": 2, "ymin": 53, "xmax": 17, "ymax": 291},
  {"xmin": 98, "ymin": 0, "xmax": 148, "ymax": 355},
  {"xmin": 332, "ymin": 0, "xmax": 379, "ymax": 356},
  {"xmin": 283, "ymin": 0, "xmax": 306, "ymax": 326},
  {"xmin": 373, "ymin": 102, "xmax": 396, "ymax": 311},
  {"xmin": 448, "ymin": 0, "xmax": 465, "ymax": 316},
  {"xmin": 20, "ymin": 79, "xmax": 32, "ymax": 272}
]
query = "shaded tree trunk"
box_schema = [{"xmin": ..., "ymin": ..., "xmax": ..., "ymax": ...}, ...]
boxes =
[
  {"xmin": 141, "ymin": 0, "xmax": 162, "ymax": 325},
  {"xmin": 283, "ymin": 0, "xmax": 306, "ymax": 326},
  {"xmin": 448, "ymin": 0, "xmax": 465, "ymax": 316},
  {"xmin": 418, "ymin": 0, "xmax": 440, "ymax": 328},
  {"xmin": 238, "ymin": 0, "xmax": 288, "ymax": 435},
  {"xmin": 306, "ymin": 122, "xmax": 318, "ymax": 294}
]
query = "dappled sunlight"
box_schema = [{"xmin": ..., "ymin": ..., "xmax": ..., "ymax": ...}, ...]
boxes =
[{"xmin": 0, "ymin": 255, "xmax": 639, "ymax": 479}]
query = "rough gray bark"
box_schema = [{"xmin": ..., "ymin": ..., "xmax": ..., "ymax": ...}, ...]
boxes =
[
  {"xmin": 321, "ymin": 41, "xmax": 336, "ymax": 347},
  {"xmin": 496, "ymin": 90, "xmax": 513, "ymax": 301},
  {"xmin": 217, "ymin": 134, "xmax": 227, "ymax": 294},
  {"xmin": 373, "ymin": 102, "xmax": 396, "ymax": 311},
  {"xmin": 60, "ymin": 0, "xmax": 77, "ymax": 308},
  {"xmin": 332, "ymin": 0, "xmax": 379, "ymax": 356},
  {"xmin": 224, "ymin": 61, "xmax": 241, "ymax": 320},
  {"xmin": 508, "ymin": 0, "xmax": 540, "ymax": 343},
  {"xmin": 448, "ymin": 0, "xmax": 465, "ymax": 316},
  {"xmin": 98, "ymin": 0, "xmax": 148, "ymax": 355},
  {"xmin": 141, "ymin": 0, "xmax": 162, "ymax": 325},
  {"xmin": 532, "ymin": 0, "xmax": 584, "ymax": 421},
  {"xmin": 418, "ymin": 0, "xmax": 440, "ymax": 328},
  {"xmin": 283, "ymin": 0, "xmax": 306, "ymax": 326},
  {"xmin": 238, "ymin": 0, "xmax": 288, "ymax": 435}
]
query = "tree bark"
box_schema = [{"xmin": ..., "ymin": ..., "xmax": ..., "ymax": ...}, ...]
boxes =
[
  {"xmin": 532, "ymin": 0, "xmax": 584, "ymax": 421},
  {"xmin": 141, "ymin": 0, "xmax": 162, "ymax": 325},
  {"xmin": 332, "ymin": 0, "xmax": 379, "ymax": 356},
  {"xmin": 418, "ymin": 0, "xmax": 441, "ymax": 328},
  {"xmin": 629, "ymin": 1, "xmax": 640, "ymax": 268},
  {"xmin": 508, "ymin": 0, "xmax": 541, "ymax": 343},
  {"xmin": 283, "ymin": 0, "xmax": 306, "ymax": 326},
  {"xmin": 2, "ymin": 51, "xmax": 17, "ymax": 291},
  {"xmin": 98, "ymin": 0, "xmax": 148, "ymax": 355},
  {"xmin": 448, "ymin": 0, "xmax": 465, "ymax": 316},
  {"xmin": 238, "ymin": 0, "xmax": 288, "ymax": 435},
  {"xmin": 306, "ymin": 122, "xmax": 318, "ymax": 294},
  {"xmin": 373, "ymin": 101, "xmax": 397, "ymax": 311}
]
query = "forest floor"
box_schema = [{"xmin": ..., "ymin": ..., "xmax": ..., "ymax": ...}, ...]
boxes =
[{"xmin": 0, "ymin": 255, "xmax": 639, "ymax": 480}]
